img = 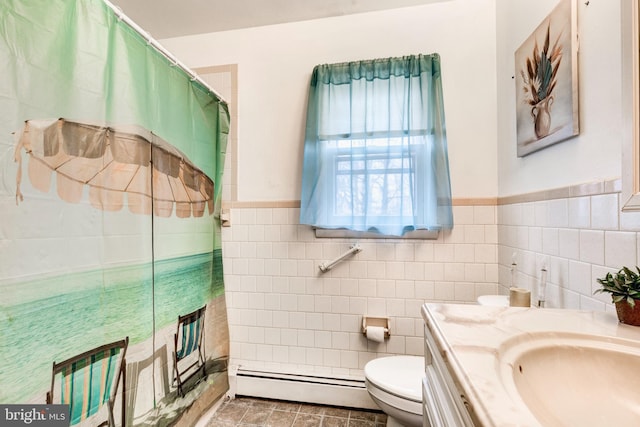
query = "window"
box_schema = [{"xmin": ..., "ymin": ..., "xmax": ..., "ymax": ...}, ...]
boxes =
[
  {"xmin": 299, "ymin": 54, "xmax": 453, "ymax": 237},
  {"xmin": 326, "ymin": 137, "xmax": 426, "ymax": 226}
]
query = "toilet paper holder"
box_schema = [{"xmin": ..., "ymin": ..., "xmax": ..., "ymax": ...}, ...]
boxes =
[{"xmin": 361, "ymin": 316, "xmax": 390, "ymax": 338}]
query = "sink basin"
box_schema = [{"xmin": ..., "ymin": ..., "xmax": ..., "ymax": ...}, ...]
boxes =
[{"xmin": 498, "ymin": 332, "xmax": 640, "ymax": 426}]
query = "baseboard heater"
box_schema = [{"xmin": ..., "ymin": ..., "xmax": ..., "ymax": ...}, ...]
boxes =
[{"xmin": 231, "ymin": 367, "xmax": 378, "ymax": 410}]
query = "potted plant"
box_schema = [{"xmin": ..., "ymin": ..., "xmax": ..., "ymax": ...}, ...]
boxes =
[{"xmin": 595, "ymin": 267, "xmax": 640, "ymax": 326}]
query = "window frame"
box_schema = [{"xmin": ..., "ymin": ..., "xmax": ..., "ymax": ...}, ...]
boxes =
[{"xmin": 315, "ymin": 134, "xmax": 439, "ymax": 238}]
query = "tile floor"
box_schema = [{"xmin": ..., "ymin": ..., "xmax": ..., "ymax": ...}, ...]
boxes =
[{"xmin": 205, "ymin": 396, "xmax": 387, "ymax": 427}]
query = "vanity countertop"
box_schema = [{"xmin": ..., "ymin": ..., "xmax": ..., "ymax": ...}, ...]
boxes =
[{"xmin": 421, "ymin": 303, "xmax": 640, "ymax": 426}]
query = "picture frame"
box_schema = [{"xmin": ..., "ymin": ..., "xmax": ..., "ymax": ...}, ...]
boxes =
[
  {"xmin": 515, "ymin": 0, "xmax": 579, "ymax": 157},
  {"xmin": 621, "ymin": 0, "xmax": 640, "ymax": 212}
]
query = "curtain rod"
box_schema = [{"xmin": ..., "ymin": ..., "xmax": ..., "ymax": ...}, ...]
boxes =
[{"xmin": 101, "ymin": 0, "xmax": 228, "ymax": 106}]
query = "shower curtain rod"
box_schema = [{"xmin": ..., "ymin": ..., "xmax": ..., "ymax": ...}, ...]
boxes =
[{"xmin": 102, "ymin": 0, "xmax": 228, "ymax": 105}]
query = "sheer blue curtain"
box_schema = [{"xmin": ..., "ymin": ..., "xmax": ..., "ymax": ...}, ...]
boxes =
[{"xmin": 299, "ymin": 54, "xmax": 453, "ymax": 236}]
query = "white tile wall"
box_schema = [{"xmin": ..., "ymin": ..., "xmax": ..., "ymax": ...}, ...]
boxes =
[
  {"xmin": 498, "ymin": 191, "xmax": 640, "ymax": 314},
  {"xmin": 222, "ymin": 183, "xmax": 640, "ymax": 380},
  {"xmin": 221, "ymin": 205, "xmax": 499, "ymax": 378}
]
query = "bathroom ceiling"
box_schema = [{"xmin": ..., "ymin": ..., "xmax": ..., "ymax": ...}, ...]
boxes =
[{"xmin": 108, "ymin": 0, "xmax": 450, "ymax": 39}]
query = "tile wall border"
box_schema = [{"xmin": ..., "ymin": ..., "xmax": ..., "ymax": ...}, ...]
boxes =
[
  {"xmin": 497, "ymin": 178, "xmax": 621, "ymax": 205},
  {"xmin": 219, "ymin": 179, "xmax": 621, "ymax": 210},
  {"xmin": 221, "ymin": 198, "xmax": 499, "ymax": 209}
]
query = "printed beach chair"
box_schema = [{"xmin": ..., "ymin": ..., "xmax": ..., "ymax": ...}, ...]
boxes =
[
  {"xmin": 46, "ymin": 337, "xmax": 128, "ymax": 427},
  {"xmin": 173, "ymin": 305, "xmax": 206, "ymax": 397}
]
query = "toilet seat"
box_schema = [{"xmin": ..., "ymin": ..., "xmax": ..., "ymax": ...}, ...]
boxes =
[
  {"xmin": 365, "ymin": 356, "xmax": 425, "ymax": 426},
  {"xmin": 365, "ymin": 355, "xmax": 424, "ymax": 403},
  {"xmin": 364, "ymin": 356, "xmax": 425, "ymax": 427}
]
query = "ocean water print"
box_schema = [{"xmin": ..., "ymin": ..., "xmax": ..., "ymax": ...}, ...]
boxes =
[{"xmin": 0, "ymin": 251, "xmax": 224, "ymax": 404}]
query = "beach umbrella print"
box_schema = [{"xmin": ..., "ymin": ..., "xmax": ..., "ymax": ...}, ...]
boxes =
[{"xmin": 13, "ymin": 118, "xmax": 214, "ymax": 218}]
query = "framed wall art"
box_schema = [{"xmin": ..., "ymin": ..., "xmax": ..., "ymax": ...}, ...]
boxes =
[{"xmin": 515, "ymin": 0, "xmax": 579, "ymax": 157}]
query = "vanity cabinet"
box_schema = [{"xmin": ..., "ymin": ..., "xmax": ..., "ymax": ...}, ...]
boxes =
[
  {"xmin": 421, "ymin": 303, "xmax": 640, "ymax": 426},
  {"xmin": 422, "ymin": 324, "xmax": 475, "ymax": 427}
]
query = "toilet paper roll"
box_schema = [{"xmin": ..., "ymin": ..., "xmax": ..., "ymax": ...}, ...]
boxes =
[
  {"xmin": 509, "ymin": 287, "xmax": 531, "ymax": 307},
  {"xmin": 365, "ymin": 326, "xmax": 386, "ymax": 343}
]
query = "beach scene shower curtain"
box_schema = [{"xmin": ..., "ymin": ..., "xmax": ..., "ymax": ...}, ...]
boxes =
[{"xmin": 0, "ymin": 1, "xmax": 230, "ymax": 425}]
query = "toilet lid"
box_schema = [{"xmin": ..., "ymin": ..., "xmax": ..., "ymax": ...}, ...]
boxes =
[{"xmin": 364, "ymin": 356, "xmax": 424, "ymax": 402}]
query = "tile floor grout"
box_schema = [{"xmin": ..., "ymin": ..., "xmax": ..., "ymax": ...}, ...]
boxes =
[{"xmin": 205, "ymin": 396, "xmax": 387, "ymax": 427}]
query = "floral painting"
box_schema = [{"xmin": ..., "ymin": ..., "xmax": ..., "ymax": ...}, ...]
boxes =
[{"xmin": 515, "ymin": 0, "xmax": 579, "ymax": 157}]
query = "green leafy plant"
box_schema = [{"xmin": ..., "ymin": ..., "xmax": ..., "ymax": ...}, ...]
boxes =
[
  {"xmin": 595, "ymin": 267, "xmax": 640, "ymax": 308},
  {"xmin": 520, "ymin": 23, "xmax": 563, "ymax": 106}
]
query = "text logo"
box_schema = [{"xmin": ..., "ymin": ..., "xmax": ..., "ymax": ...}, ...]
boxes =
[{"xmin": 0, "ymin": 405, "xmax": 68, "ymax": 427}]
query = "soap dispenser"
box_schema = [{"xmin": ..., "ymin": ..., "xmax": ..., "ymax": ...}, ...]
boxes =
[{"xmin": 538, "ymin": 259, "xmax": 548, "ymax": 308}]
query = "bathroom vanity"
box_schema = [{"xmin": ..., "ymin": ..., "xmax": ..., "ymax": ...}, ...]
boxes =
[{"xmin": 421, "ymin": 303, "xmax": 640, "ymax": 426}]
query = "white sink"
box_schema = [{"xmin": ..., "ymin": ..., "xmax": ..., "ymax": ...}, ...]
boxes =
[
  {"xmin": 498, "ymin": 332, "xmax": 640, "ymax": 426},
  {"xmin": 476, "ymin": 294, "xmax": 509, "ymax": 307}
]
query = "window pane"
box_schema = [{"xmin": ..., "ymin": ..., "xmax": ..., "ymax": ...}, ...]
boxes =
[{"xmin": 333, "ymin": 146, "xmax": 415, "ymax": 219}]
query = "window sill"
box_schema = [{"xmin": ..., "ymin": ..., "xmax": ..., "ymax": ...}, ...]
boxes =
[{"xmin": 314, "ymin": 228, "xmax": 439, "ymax": 240}]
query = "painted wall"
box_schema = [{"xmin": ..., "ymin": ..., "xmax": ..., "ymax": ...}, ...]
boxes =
[
  {"xmin": 159, "ymin": 0, "xmax": 638, "ymax": 387},
  {"xmin": 162, "ymin": 0, "xmax": 499, "ymax": 201},
  {"xmin": 496, "ymin": 0, "xmax": 622, "ymax": 197},
  {"xmin": 494, "ymin": 0, "xmax": 640, "ymax": 315},
  {"xmin": 161, "ymin": 0, "xmax": 501, "ymax": 380}
]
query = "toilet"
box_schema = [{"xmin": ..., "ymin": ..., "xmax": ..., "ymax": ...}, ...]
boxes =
[{"xmin": 364, "ymin": 355, "xmax": 424, "ymax": 427}]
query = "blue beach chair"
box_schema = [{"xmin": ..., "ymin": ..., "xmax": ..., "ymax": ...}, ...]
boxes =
[
  {"xmin": 173, "ymin": 305, "xmax": 206, "ymax": 397},
  {"xmin": 46, "ymin": 337, "xmax": 128, "ymax": 426}
]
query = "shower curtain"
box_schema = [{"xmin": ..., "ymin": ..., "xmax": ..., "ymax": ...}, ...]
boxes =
[{"xmin": 0, "ymin": 0, "xmax": 230, "ymax": 425}]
